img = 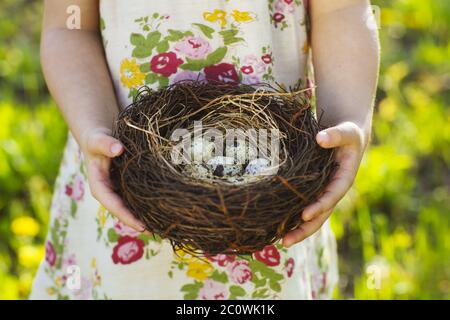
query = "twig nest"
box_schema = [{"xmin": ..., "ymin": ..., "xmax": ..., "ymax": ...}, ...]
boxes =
[{"xmin": 110, "ymin": 80, "xmax": 337, "ymax": 255}]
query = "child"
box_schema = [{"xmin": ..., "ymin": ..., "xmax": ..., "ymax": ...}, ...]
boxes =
[{"xmin": 31, "ymin": 0, "xmax": 379, "ymax": 299}]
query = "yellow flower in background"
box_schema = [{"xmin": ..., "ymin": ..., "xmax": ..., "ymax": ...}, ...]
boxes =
[
  {"xmin": 231, "ymin": 10, "xmax": 255, "ymax": 23},
  {"xmin": 186, "ymin": 260, "xmax": 213, "ymax": 281},
  {"xmin": 97, "ymin": 206, "xmax": 107, "ymax": 227},
  {"xmin": 19, "ymin": 272, "xmax": 34, "ymax": 296},
  {"xmin": 203, "ymin": 9, "xmax": 227, "ymax": 27},
  {"xmin": 11, "ymin": 216, "xmax": 40, "ymax": 237},
  {"xmin": 120, "ymin": 58, "xmax": 145, "ymax": 89},
  {"xmin": 18, "ymin": 245, "xmax": 44, "ymax": 268}
]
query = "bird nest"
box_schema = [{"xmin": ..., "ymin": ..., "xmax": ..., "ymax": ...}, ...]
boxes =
[{"xmin": 110, "ymin": 80, "xmax": 337, "ymax": 255}]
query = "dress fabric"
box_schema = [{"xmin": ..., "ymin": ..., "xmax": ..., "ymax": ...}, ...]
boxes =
[{"xmin": 30, "ymin": 0, "xmax": 338, "ymax": 300}]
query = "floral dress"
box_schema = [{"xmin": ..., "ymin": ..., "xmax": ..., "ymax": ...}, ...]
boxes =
[{"xmin": 30, "ymin": 0, "xmax": 338, "ymax": 300}]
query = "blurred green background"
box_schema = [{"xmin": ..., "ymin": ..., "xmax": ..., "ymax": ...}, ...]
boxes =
[{"xmin": 0, "ymin": 0, "xmax": 448, "ymax": 299}]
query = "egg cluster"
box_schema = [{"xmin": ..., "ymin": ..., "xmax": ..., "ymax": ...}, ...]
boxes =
[{"xmin": 183, "ymin": 136, "xmax": 275, "ymax": 183}]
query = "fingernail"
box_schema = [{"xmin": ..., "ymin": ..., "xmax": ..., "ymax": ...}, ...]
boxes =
[
  {"xmin": 317, "ymin": 131, "xmax": 329, "ymax": 144},
  {"xmin": 110, "ymin": 143, "xmax": 122, "ymax": 155}
]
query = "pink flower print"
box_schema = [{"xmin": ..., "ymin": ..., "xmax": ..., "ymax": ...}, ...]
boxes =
[
  {"xmin": 207, "ymin": 254, "xmax": 236, "ymax": 267},
  {"xmin": 63, "ymin": 253, "xmax": 77, "ymax": 267},
  {"xmin": 198, "ymin": 279, "xmax": 229, "ymax": 300},
  {"xmin": 204, "ymin": 63, "xmax": 239, "ymax": 84},
  {"xmin": 261, "ymin": 54, "xmax": 273, "ymax": 64},
  {"xmin": 65, "ymin": 185, "xmax": 73, "ymax": 197},
  {"xmin": 244, "ymin": 54, "xmax": 259, "ymax": 67},
  {"xmin": 173, "ymin": 70, "xmax": 206, "ymax": 83},
  {"xmin": 174, "ymin": 36, "xmax": 212, "ymax": 60},
  {"xmin": 73, "ymin": 277, "xmax": 93, "ymax": 300},
  {"xmin": 112, "ymin": 236, "xmax": 145, "ymax": 265},
  {"xmin": 285, "ymin": 1, "xmax": 296, "ymax": 13},
  {"xmin": 114, "ymin": 220, "xmax": 141, "ymax": 237},
  {"xmin": 71, "ymin": 175, "xmax": 85, "ymax": 201},
  {"xmin": 275, "ymin": 0, "xmax": 295, "ymax": 13},
  {"xmin": 240, "ymin": 65, "xmax": 254, "ymax": 75},
  {"xmin": 150, "ymin": 52, "xmax": 183, "ymax": 77},
  {"xmin": 243, "ymin": 54, "xmax": 267, "ymax": 75},
  {"xmin": 285, "ymin": 257, "xmax": 295, "ymax": 277},
  {"xmin": 227, "ymin": 260, "xmax": 252, "ymax": 284},
  {"xmin": 45, "ymin": 241, "xmax": 56, "ymax": 267},
  {"xmin": 273, "ymin": 12, "xmax": 285, "ymax": 23},
  {"xmin": 254, "ymin": 245, "xmax": 281, "ymax": 267},
  {"xmin": 242, "ymin": 74, "xmax": 261, "ymax": 85},
  {"xmin": 274, "ymin": 0, "xmax": 286, "ymax": 12}
]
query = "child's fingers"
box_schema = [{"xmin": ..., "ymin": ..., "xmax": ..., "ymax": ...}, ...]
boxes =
[
  {"xmin": 283, "ymin": 209, "xmax": 332, "ymax": 248},
  {"xmin": 87, "ymin": 131, "xmax": 124, "ymax": 157},
  {"xmin": 301, "ymin": 173, "xmax": 351, "ymax": 221},
  {"xmin": 302, "ymin": 149, "xmax": 359, "ymax": 221},
  {"xmin": 87, "ymin": 161, "xmax": 145, "ymax": 232},
  {"xmin": 316, "ymin": 121, "xmax": 363, "ymax": 148}
]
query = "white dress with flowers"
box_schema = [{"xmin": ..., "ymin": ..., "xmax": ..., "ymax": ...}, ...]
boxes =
[{"xmin": 30, "ymin": 0, "xmax": 338, "ymax": 300}]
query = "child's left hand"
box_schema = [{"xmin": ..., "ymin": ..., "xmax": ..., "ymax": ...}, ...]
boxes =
[{"xmin": 282, "ymin": 121, "xmax": 367, "ymax": 247}]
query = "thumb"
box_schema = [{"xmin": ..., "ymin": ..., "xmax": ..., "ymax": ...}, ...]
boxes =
[
  {"xmin": 87, "ymin": 130, "xmax": 124, "ymax": 157},
  {"xmin": 316, "ymin": 121, "xmax": 363, "ymax": 148}
]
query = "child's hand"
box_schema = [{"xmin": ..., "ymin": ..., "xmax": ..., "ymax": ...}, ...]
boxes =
[
  {"xmin": 81, "ymin": 128, "xmax": 145, "ymax": 232},
  {"xmin": 283, "ymin": 121, "xmax": 367, "ymax": 247}
]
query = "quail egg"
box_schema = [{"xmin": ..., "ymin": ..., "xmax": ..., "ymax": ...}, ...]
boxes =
[
  {"xmin": 245, "ymin": 158, "xmax": 273, "ymax": 176},
  {"xmin": 207, "ymin": 156, "xmax": 243, "ymax": 177},
  {"xmin": 190, "ymin": 136, "xmax": 216, "ymax": 163}
]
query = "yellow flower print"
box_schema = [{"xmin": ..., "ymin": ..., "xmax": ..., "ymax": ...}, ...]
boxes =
[
  {"xmin": 55, "ymin": 276, "xmax": 63, "ymax": 287},
  {"xmin": 97, "ymin": 206, "xmax": 107, "ymax": 227},
  {"xmin": 120, "ymin": 58, "xmax": 145, "ymax": 89},
  {"xmin": 174, "ymin": 247, "xmax": 198, "ymax": 263},
  {"xmin": 47, "ymin": 287, "xmax": 56, "ymax": 296},
  {"xmin": 91, "ymin": 257, "xmax": 97, "ymax": 269},
  {"xmin": 231, "ymin": 10, "xmax": 255, "ymax": 23},
  {"xmin": 186, "ymin": 260, "xmax": 213, "ymax": 281},
  {"xmin": 203, "ymin": 9, "xmax": 227, "ymax": 27}
]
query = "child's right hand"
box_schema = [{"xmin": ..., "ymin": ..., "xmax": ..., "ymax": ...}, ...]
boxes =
[{"xmin": 80, "ymin": 128, "xmax": 146, "ymax": 232}]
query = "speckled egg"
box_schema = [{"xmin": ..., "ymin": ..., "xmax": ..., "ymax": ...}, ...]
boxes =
[
  {"xmin": 183, "ymin": 163, "xmax": 210, "ymax": 179},
  {"xmin": 190, "ymin": 137, "xmax": 216, "ymax": 163},
  {"xmin": 207, "ymin": 156, "xmax": 243, "ymax": 177},
  {"xmin": 245, "ymin": 158, "xmax": 272, "ymax": 176}
]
